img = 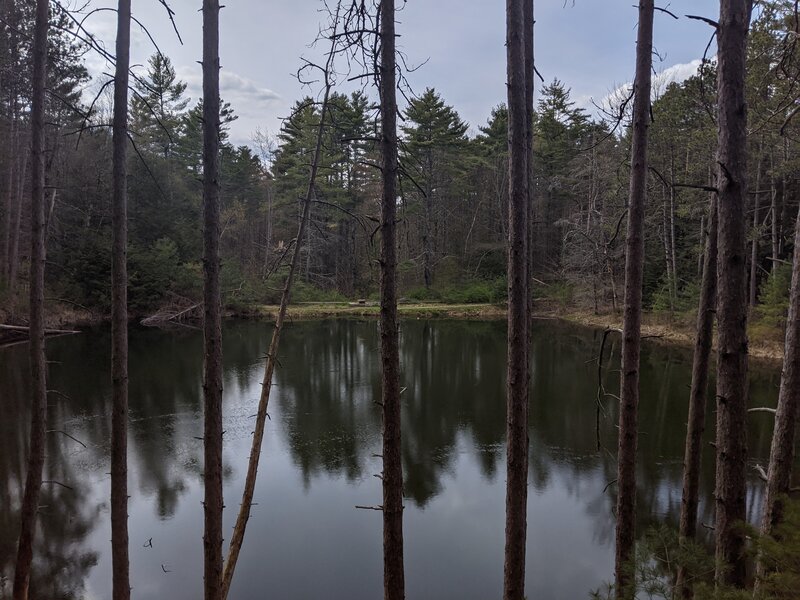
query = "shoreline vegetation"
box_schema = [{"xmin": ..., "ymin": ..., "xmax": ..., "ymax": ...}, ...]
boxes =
[{"xmin": 0, "ymin": 299, "xmax": 786, "ymax": 363}]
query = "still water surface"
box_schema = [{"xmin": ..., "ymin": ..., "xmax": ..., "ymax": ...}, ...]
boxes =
[{"xmin": 0, "ymin": 319, "xmax": 782, "ymax": 599}]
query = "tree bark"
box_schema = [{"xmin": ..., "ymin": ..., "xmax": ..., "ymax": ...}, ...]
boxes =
[
  {"xmin": 614, "ymin": 2, "xmax": 653, "ymax": 598},
  {"xmin": 676, "ymin": 193, "xmax": 718, "ymax": 599},
  {"xmin": 12, "ymin": 0, "xmax": 48, "ymax": 597},
  {"xmin": 202, "ymin": 1, "xmax": 224, "ymax": 598},
  {"xmin": 503, "ymin": 1, "xmax": 530, "ymax": 598},
  {"xmin": 714, "ymin": 0, "xmax": 751, "ymax": 588},
  {"xmin": 756, "ymin": 202, "xmax": 800, "ymax": 581},
  {"xmin": 379, "ymin": 2, "xmax": 405, "ymax": 599},
  {"xmin": 110, "ymin": 1, "xmax": 132, "ymax": 597}
]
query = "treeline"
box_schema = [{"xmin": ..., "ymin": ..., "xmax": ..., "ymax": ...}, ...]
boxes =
[{"xmin": 1, "ymin": 3, "xmax": 798, "ymax": 323}]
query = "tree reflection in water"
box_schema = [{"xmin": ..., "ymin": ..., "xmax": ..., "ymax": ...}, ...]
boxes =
[{"xmin": 0, "ymin": 319, "xmax": 783, "ymax": 599}]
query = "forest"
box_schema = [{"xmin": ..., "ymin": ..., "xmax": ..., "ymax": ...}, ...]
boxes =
[{"xmin": 1, "ymin": 0, "xmax": 800, "ymax": 599}]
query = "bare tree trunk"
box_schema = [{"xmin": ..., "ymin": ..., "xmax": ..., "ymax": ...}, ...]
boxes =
[
  {"xmin": 503, "ymin": 1, "xmax": 530, "ymax": 598},
  {"xmin": 756, "ymin": 203, "xmax": 800, "ymax": 582},
  {"xmin": 110, "ymin": 1, "xmax": 131, "ymax": 597},
  {"xmin": 524, "ymin": 0, "xmax": 534, "ymax": 326},
  {"xmin": 676, "ymin": 192, "xmax": 718, "ymax": 599},
  {"xmin": 12, "ymin": 1, "xmax": 48, "ymax": 596},
  {"xmin": 202, "ymin": 1, "xmax": 224, "ymax": 598},
  {"xmin": 669, "ymin": 170, "xmax": 678, "ymax": 303},
  {"xmin": 749, "ymin": 146, "xmax": 762, "ymax": 308},
  {"xmin": 379, "ymin": 3, "xmax": 405, "ymax": 599},
  {"xmin": 8, "ymin": 147, "xmax": 28, "ymax": 298},
  {"xmin": 662, "ymin": 188, "xmax": 675, "ymax": 312},
  {"xmin": 220, "ymin": 16, "xmax": 340, "ymax": 594},
  {"xmin": 697, "ymin": 214, "xmax": 705, "ymax": 278},
  {"xmin": 770, "ymin": 168, "xmax": 779, "ymax": 274},
  {"xmin": 714, "ymin": 0, "xmax": 751, "ymax": 588},
  {"xmin": 2, "ymin": 115, "xmax": 15, "ymax": 282},
  {"xmin": 614, "ymin": 3, "xmax": 653, "ymax": 598}
]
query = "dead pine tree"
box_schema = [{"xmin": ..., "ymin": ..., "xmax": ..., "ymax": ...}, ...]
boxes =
[
  {"xmin": 12, "ymin": 0, "xmax": 48, "ymax": 597},
  {"xmin": 378, "ymin": 1, "xmax": 405, "ymax": 598},
  {"xmin": 220, "ymin": 8, "xmax": 342, "ymax": 596},
  {"xmin": 202, "ymin": 0, "xmax": 224, "ymax": 598},
  {"xmin": 524, "ymin": 0, "xmax": 534, "ymax": 333},
  {"xmin": 503, "ymin": 0, "xmax": 530, "ymax": 598},
  {"xmin": 676, "ymin": 192, "xmax": 718, "ymax": 599},
  {"xmin": 756, "ymin": 202, "xmax": 800, "ymax": 584},
  {"xmin": 714, "ymin": 0, "xmax": 752, "ymax": 588},
  {"xmin": 110, "ymin": 0, "xmax": 132, "ymax": 597},
  {"xmin": 614, "ymin": 2, "xmax": 653, "ymax": 598}
]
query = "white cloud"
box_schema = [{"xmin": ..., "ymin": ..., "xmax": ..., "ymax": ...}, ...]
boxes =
[{"xmin": 586, "ymin": 58, "xmax": 704, "ymax": 120}]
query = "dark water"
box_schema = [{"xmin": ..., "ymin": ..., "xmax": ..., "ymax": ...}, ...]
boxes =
[{"xmin": 0, "ymin": 319, "xmax": 783, "ymax": 599}]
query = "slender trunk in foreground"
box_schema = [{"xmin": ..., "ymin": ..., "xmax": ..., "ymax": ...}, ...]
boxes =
[
  {"xmin": 503, "ymin": 1, "xmax": 530, "ymax": 598},
  {"xmin": 110, "ymin": 1, "xmax": 132, "ymax": 598},
  {"xmin": 676, "ymin": 193, "xmax": 718, "ymax": 599},
  {"xmin": 202, "ymin": 0, "xmax": 223, "ymax": 598},
  {"xmin": 379, "ymin": 2, "xmax": 405, "ymax": 598},
  {"xmin": 614, "ymin": 2, "xmax": 653, "ymax": 598},
  {"xmin": 756, "ymin": 203, "xmax": 800, "ymax": 582},
  {"xmin": 220, "ymin": 16, "xmax": 340, "ymax": 596},
  {"xmin": 714, "ymin": 0, "xmax": 751, "ymax": 588},
  {"xmin": 12, "ymin": 0, "xmax": 48, "ymax": 597}
]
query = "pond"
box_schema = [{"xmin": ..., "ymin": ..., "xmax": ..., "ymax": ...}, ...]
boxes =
[{"xmin": 0, "ymin": 319, "xmax": 783, "ymax": 599}]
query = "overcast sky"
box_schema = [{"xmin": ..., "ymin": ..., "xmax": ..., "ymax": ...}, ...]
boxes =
[{"xmin": 78, "ymin": 0, "xmax": 720, "ymax": 147}]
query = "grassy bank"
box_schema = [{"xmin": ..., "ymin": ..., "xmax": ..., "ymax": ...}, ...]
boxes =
[
  {"xmin": 249, "ymin": 302, "xmax": 786, "ymax": 364},
  {"xmin": 249, "ymin": 302, "xmax": 507, "ymax": 321},
  {"xmin": 0, "ymin": 300, "xmax": 787, "ymax": 365}
]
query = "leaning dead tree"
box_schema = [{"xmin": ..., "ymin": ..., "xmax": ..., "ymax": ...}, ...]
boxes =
[
  {"xmin": 714, "ymin": 0, "xmax": 752, "ymax": 588},
  {"xmin": 13, "ymin": 0, "xmax": 49, "ymax": 597},
  {"xmin": 377, "ymin": 1, "xmax": 405, "ymax": 598},
  {"xmin": 676, "ymin": 192, "xmax": 718, "ymax": 599},
  {"xmin": 503, "ymin": 0, "xmax": 531, "ymax": 598},
  {"xmin": 220, "ymin": 9, "xmax": 342, "ymax": 597},
  {"xmin": 202, "ymin": 0, "xmax": 224, "ymax": 597},
  {"xmin": 110, "ymin": 0, "xmax": 132, "ymax": 598},
  {"xmin": 614, "ymin": 1, "xmax": 653, "ymax": 598},
  {"xmin": 757, "ymin": 201, "xmax": 800, "ymax": 582}
]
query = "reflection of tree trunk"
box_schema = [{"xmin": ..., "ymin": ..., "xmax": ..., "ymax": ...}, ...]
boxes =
[
  {"xmin": 676, "ymin": 193, "xmax": 717, "ymax": 599},
  {"xmin": 714, "ymin": 0, "xmax": 751, "ymax": 588},
  {"xmin": 111, "ymin": 1, "xmax": 132, "ymax": 597},
  {"xmin": 379, "ymin": 1, "xmax": 405, "ymax": 599},
  {"xmin": 614, "ymin": 2, "xmax": 653, "ymax": 598},
  {"xmin": 13, "ymin": 1, "xmax": 48, "ymax": 596},
  {"xmin": 202, "ymin": 0, "xmax": 224, "ymax": 597},
  {"xmin": 503, "ymin": 1, "xmax": 531, "ymax": 598},
  {"xmin": 756, "ymin": 203, "xmax": 800, "ymax": 584}
]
